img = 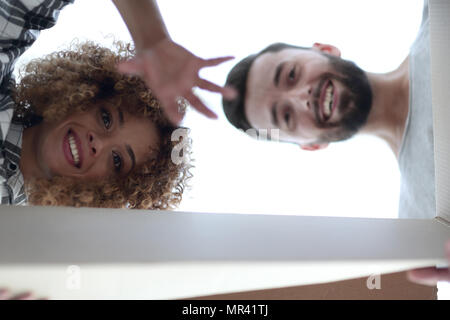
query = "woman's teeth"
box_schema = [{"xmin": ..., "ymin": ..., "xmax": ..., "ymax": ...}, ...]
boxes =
[
  {"xmin": 68, "ymin": 134, "xmax": 80, "ymax": 165},
  {"xmin": 323, "ymin": 83, "xmax": 334, "ymax": 118}
]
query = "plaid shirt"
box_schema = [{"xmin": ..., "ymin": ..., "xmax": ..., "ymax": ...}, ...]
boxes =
[{"xmin": 0, "ymin": 0, "xmax": 72, "ymax": 204}]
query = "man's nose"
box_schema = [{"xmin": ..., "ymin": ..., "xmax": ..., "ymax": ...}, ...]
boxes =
[
  {"xmin": 287, "ymin": 86, "xmax": 312, "ymax": 110},
  {"xmin": 88, "ymin": 131, "xmax": 104, "ymax": 157}
]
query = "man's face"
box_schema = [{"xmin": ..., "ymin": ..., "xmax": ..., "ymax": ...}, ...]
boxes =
[
  {"xmin": 244, "ymin": 44, "xmax": 372, "ymax": 149},
  {"xmin": 33, "ymin": 104, "xmax": 160, "ymax": 180}
]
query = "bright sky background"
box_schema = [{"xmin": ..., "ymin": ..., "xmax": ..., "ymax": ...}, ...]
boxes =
[
  {"xmin": 162, "ymin": 0, "xmax": 422, "ymax": 218},
  {"xmin": 15, "ymin": 0, "xmax": 424, "ymax": 219},
  {"xmin": 15, "ymin": 0, "xmax": 449, "ymax": 298}
]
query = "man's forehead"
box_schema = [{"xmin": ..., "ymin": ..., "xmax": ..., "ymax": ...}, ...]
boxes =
[
  {"xmin": 253, "ymin": 47, "xmax": 308, "ymax": 68},
  {"xmin": 245, "ymin": 48, "xmax": 304, "ymax": 114},
  {"xmin": 247, "ymin": 47, "xmax": 309, "ymax": 91}
]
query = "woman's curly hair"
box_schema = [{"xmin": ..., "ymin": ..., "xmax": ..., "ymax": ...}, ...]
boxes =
[{"xmin": 13, "ymin": 41, "xmax": 192, "ymax": 210}]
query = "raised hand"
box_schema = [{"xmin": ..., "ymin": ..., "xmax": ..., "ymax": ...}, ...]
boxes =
[{"xmin": 117, "ymin": 38, "xmax": 236, "ymax": 124}]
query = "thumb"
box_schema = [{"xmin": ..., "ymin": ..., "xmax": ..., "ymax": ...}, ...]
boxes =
[
  {"xmin": 159, "ymin": 97, "xmax": 184, "ymax": 125},
  {"xmin": 117, "ymin": 59, "xmax": 141, "ymax": 75}
]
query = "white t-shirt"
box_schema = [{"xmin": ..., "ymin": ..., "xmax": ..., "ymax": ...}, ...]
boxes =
[{"xmin": 398, "ymin": 0, "xmax": 435, "ymax": 219}]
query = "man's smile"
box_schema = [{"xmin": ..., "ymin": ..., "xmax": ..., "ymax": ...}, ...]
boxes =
[{"xmin": 319, "ymin": 79, "xmax": 337, "ymax": 123}]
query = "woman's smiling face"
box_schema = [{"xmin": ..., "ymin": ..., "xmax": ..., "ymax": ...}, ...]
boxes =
[{"xmin": 28, "ymin": 104, "xmax": 160, "ymax": 181}]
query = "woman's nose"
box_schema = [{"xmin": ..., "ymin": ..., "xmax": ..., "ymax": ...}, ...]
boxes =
[{"xmin": 88, "ymin": 132, "xmax": 103, "ymax": 157}]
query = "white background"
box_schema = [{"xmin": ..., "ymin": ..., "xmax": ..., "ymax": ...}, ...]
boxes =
[{"xmin": 15, "ymin": 0, "xmax": 449, "ymax": 298}]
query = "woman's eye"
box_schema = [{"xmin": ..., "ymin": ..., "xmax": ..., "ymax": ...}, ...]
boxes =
[
  {"xmin": 101, "ymin": 108, "xmax": 112, "ymax": 129},
  {"xmin": 112, "ymin": 151, "xmax": 122, "ymax": 172}
]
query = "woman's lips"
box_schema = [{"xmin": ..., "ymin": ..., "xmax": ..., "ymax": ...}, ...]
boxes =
[{"xmin": 62, "ymin": 129, "xmax": 83, "ymax": 168}]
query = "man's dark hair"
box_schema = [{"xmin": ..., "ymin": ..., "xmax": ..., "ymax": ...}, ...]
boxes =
[{"xmin": 222, "ymin": 43, "xmax": 308, "ymax": 131}]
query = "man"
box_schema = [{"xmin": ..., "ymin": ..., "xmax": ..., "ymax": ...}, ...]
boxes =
[
  {"xmin": 221, "ymin": 1, "xmax": 449, "ymax": 286},
  {"xmin": 222, "ymin": 5, "xmax": 428, "ymax": 217}
]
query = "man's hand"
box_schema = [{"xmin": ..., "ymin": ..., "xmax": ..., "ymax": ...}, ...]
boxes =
[
  {"xmin": 117, "ymin": 38, "xmax": 236, "ymax": 124},
  {"xmin": 407, "ymin": 240, "xmax": 450, "ymax": 286}
]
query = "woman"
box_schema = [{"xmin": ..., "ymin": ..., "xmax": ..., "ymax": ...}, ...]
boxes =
[
  {"xmin": 1, "ymin": 0, "xmax": 233, "ymax": 209},
  {"xmin": 0, "ymin": 0, "xmax": 236, "ymax": 300},
  {"xmin": 8, "ymin": 41, "xmax": 191, "ymax": 209}
]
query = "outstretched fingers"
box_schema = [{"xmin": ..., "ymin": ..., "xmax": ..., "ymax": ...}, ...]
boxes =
[
  {"xmin": 116, "ymin": 52, "xmax": 233, "ymax": 124},
  {"xmin": 202, "ymin": 56, "xmax": 235, "ymax": 67},
  {"xmin": 197, "ymin": 79, "xmax": 237, "ymax": 100},
  {"xmin": 158, "ymin": 95, "xmax": 184, "ymax": 125},
  {"xmin": 184, "ymin": 92, "xmax": 217, "ymax": 119}
]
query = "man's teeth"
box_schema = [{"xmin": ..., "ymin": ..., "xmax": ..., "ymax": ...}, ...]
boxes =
[
  {"xmin": 323, "ymin": 83, "xmax": 334, "ymax": 118},
  {"xmin": 68, "ymin": 134, "xmax": 80, "ymax": 165}
]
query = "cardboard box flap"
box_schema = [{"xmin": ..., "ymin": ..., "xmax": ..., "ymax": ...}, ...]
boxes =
[
  {"xmin": 0, "ymin": 206, "xmax": 448, "ymax": 264},
  {"xmin": 0, "ymin": 205, "xmax": 448, "ymax": 298},
  {"xmin": 430, "ymin": 0, "xmax": 450, "ymax": 224}
]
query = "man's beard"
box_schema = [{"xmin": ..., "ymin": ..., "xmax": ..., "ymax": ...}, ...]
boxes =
[{"xmin": 312, "ymin": 53, "xmax": 372, "ymax": 144}]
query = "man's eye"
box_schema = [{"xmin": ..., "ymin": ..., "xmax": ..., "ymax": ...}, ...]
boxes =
[
  {"xmin": 288, "ymin": 68, "xmax": 296, "ymax": 81},
  {"xmin": 112, "ymin": 151, "xmax": 122, "ymax": 172},
  {"xmin": 101, "ymin": 108, "xmax": 112, "ymax": 129},
  {"xmin": 284, "ymin": 111, "xmax": 291, "ymax": 126}
]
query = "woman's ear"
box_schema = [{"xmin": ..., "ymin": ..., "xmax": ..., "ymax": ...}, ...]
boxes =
[
  {"xmin": 300, "ymin": 143, "xmax": 329, "ymax": 151},
  {"xmin": 312, "ymin": 43, "xmax": 341, "ymax": 57}
]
